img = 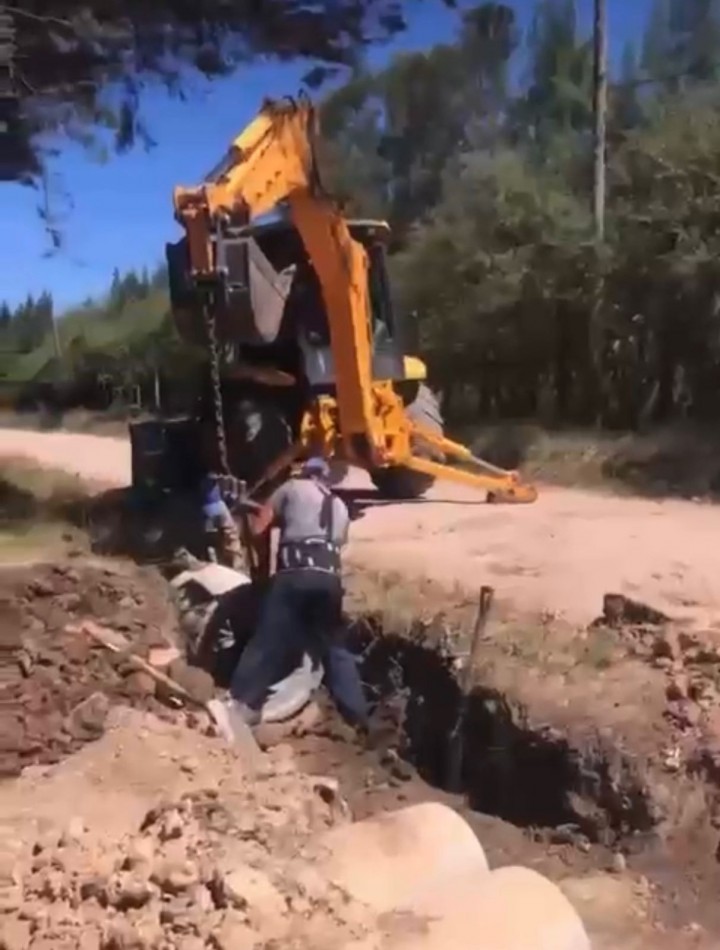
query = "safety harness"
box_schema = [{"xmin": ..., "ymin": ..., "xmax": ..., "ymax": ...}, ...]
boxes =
[{"xmin": 276, "ymin": 481, "xmax": 341, "ymax": 575}]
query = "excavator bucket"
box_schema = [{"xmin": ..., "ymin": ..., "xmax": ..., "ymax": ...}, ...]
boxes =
[
  {"xmin": 486, "ymin": 482, "xmax": 537, "ymax": 505},
  {"xmin": 167, "ymin": 233, "xmax": 296, "ymax": 347},
  {"xmin": 218, "ymin": 233, "xmax": 296, "ymax": 343},
  {"xmin": 487, "ymin": 483, "xmax": 539, "ymax": 504}
]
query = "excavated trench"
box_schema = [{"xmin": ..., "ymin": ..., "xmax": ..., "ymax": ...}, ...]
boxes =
[
  {"xmin": 174, "ymin": 573, "xmax": 659, "ymax": 850},
  {"xmin": 350, "ymin": 622, "xmax": 657, "ymax": 849},
  {"xmin": 344, "ymin": 617, "xmax": 720, "ymax": 939}
]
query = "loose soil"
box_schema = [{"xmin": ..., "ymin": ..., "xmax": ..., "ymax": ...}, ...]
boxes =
[
  {"xmin": 0, "ymin": 555, "xmax": 714, "ymax": 947},
  {"xmin": 340, "ymin": 571, "xmax": 720, "ymax": 944},
  {"xmin": 0, "ymin": 560, "xmax": 185, "ymax": 778},
  {"xmin": 0, "ymin": 705, "xmax": 383, "ymax": 950},
  {"xmin": 3, "ymin": 429, "xmax": 720, "ymax": 946}
]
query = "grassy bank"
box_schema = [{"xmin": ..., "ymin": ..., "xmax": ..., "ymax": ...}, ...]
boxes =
[
  {"xmin": 0, "ymin": 458, "xmax": 94, "ymax": 561},
  {"xmin": 467, "ymin": 423, "xmax": 720, "ymax": 500}
]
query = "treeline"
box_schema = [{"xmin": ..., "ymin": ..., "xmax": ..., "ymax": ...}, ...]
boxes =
[
  {"xmin": 319, "ymin": 0, "xmax": 720, "ymax": 428},
  {"xmin": 0, "ymin": 293, "xmax": 55, "ymax": 354},
  {"xmin": 106, "ymin": 266, "xmax": 167, "ymax": 315},
  {"xmin": 11, "ymin": 0, "xmax": 720, "ymax": 431},
  {"xmin": 0, "ymin": 261, "xmax": 185, "ymax": 414},
  {"xmin": 0, "ymin": 264, "xmax": 168, "ymax": 356},
  {"xmin": 51, "ymin": 261, "xmax": 187, "ymax": 409}
]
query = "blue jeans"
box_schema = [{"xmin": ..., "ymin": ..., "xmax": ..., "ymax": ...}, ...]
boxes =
[{"xmin": 230, "ymin": 570, "xmax": 368, "ymax": 727}]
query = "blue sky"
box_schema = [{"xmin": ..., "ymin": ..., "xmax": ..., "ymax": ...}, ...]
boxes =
[{"xmin": 2, "ymin": 0, "xmax": 651, "ymax": 311}]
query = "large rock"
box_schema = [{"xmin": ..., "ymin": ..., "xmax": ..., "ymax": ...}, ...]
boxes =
[
  {"xmin": 386, "ymin": 865, "xmax": 590, "ymax": 950},
  {"xmin": 309, "ymin": 802, "xmax": 488, "ymax": 913}
]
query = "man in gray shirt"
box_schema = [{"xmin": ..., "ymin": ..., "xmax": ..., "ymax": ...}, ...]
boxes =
[{"xmin": 226, "ymin": 457, "xmax": 368, "ymax": 731}]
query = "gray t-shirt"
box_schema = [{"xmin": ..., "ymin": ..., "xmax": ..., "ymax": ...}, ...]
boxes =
[{"xmin": 269, "ymin": 477, "xmax": 349, "ymax": 546}]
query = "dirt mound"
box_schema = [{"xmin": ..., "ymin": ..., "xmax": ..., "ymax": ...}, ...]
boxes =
[
  {"xmin": 0, "ymin": 561, "xmax": 189, "ymax": 778},
  {"xmin": 0, "ymin": 707, "xmax": 373, "ymax": 950}
]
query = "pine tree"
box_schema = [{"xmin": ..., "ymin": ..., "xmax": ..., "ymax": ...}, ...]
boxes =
[
  {"xmin": 613, "ymin": 41, "xmax": 643, "ymax": 130},
  {"xmin": 14, "ymin": 294, "xmax": 38, "ymax": 352},
  {"xmin": 150, "ymin": 263, "xmax": 168, "ymax": 289},
  {"xmin": 667, "ymin": 0, "xmax": 720, "ymax": 84},
  {"xmin": 0, "ymin": 303, "xmax": 12, "ymax": 344},
  {"xmin": 108, "ymin": 268, "xmax": 124, "ymax": 314},
  {"xmin": 36, "ymin": 291, "xmax": 54, "ymax": 335},
  {"xmin": 641, "ymin": 0, "xmax": 720, "ymax": 88},
  {"xmin": 641, "ymin": 0, "xmax": 672, "ymax": 82},
  {"xmin": 518, "ymin": 0, "xmax": 592, "ymax": 144},
  {"xmin": 122, "ymin": 270, "xmax": 143, "ymax": 302}
]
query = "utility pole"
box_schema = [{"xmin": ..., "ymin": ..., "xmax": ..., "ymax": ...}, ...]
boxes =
[
  {"xmin": 592, "ymin": 0, "xmax": 608, "ymax": 242},
  {"xmin": 589, "ymin": 0, "xmax": 608, "ymax": 426}
]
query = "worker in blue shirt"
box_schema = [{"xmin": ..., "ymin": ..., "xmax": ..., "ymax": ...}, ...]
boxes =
[{"xmin": 200, "ymin": 474, "xmax": 243, "ymax": 569}]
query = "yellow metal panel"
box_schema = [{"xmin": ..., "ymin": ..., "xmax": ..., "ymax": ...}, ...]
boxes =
[{"xmin": 402, "ymin": 356, "xmax": 428, "ymax": 381}]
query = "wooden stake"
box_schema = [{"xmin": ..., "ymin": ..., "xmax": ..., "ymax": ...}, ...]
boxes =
[
  {"xmin": 72, "ymin": 618, "xmax": 263, "ymax": 771},
  {"xmin": 446, "ymin": 585, "xmax": 494, "ymax": 792},
  {"xmin": 74, "ymin": 619, "xmax": 204, "ymax": 708}
]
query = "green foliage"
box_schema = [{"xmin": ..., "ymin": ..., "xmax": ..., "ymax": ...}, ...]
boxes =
[
  {"xmin": 516, "ymin": 0, "xmax": 593, "ymax": 140},
  {"xmin": 0, "ymin": 291, "xmax": 56, "ymax": 364},
  {"xmin": 0, "ymin": 261, "xmax": 194, "ymax": 403},
  {"xmin": 322, "ymin": 1, "xmax": 720, "ymax": 427},
  {"xmin": 11, "ymin": 0, "xmax": 720, "ymax": 431},
  {"xmin": 641, "ymin": 0, "xmax": 720, "ymax": 87},
  {"xmin": 319, "ymin": 4, "xmax": 520, "ymax": 234},
  {"xmin": 2, "ymin": 1, "xmax": 456, "ymax": 186}
]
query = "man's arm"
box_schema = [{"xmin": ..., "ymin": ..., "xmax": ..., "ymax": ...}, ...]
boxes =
[
  {"xmin": 241, "ymin": 484, "xmax": 288, "ymax": 538},
  {"xmin": 247, "ymin": 503, "xmax": 274, "ymax": 538}
]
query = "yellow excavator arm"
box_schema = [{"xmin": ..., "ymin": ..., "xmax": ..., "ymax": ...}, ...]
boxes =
[
  {"xmin": 173, "ymin": 94, "xmax": 537, "ymax": 504},
  {"xmin": 174, "ymin": 96, "xmax": 385, "ymax": 468}
]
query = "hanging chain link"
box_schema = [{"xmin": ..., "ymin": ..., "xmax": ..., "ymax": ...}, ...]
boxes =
[
  {"xmin": 203, "ymin": 299, "xmax": 259, "ymax": 575},
  {"xmin": 203, "ymin": 300, "xmax": 231, "ymax": 478}
]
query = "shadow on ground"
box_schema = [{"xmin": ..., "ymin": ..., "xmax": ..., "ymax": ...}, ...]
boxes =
[{"xmin": 335, "ymin": 487, "xmax": 490, "ymax": 523}]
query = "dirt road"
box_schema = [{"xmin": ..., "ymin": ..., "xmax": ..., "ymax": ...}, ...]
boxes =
[{"xmin": 0, "ymin": 427, "xmax": 718, "ymax": 625}]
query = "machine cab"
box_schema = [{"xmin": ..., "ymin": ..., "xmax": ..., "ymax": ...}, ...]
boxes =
[{"xmin": 165, "ymin": 215, "xmax": 422, "ymax": 388}]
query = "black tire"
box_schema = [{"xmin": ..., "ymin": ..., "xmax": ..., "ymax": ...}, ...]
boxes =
[{"xmin": 371, "ymin": 384, "xmax": 444, "ymax": 500}]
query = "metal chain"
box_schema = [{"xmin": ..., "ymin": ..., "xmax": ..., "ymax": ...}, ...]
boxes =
[
  {"xmin": 203, "ymin": 301, "xmax": 231, "ymax": 478},
  {"xmin": 203, "ymin": 300, "xmax": 259, "ymax": 575}
]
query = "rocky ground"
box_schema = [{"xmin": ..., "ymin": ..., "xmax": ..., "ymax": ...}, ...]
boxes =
[
  {"xmin": 4, "ymin": 429, "xmax": 720, "ymax": 946},
  {"xmin": 0, "ymin": 558, "xmax": 384, "ymax": 950},
  {"xmin": 0, "ymin": 560, "xmax": 203, "ymax": 779},
  {"xmin": 0, "ymin": 705, "xmax": 382, "ymax": 950},
  {"xmin": 0, "ymin": 555, "xmax": 716, "ymax": 948}
]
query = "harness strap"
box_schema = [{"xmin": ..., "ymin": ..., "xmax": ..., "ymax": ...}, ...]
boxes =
[
  {"xmin": 277, "ymin": 479, "xmax": 341, "ymax": 574},
  {"xmin": 318, "ymin": 481, "xmax": 334, "ymax": 542}
]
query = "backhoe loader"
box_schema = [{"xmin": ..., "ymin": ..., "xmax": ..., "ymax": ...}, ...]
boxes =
[{"xmin": 128, "ymin": 95, "xmax": 536, "ymax": 565}]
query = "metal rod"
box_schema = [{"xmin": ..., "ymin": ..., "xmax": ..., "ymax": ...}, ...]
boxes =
[{"xmin": 446, "ymin": 585, "xmax": 495, "ymax": 792}]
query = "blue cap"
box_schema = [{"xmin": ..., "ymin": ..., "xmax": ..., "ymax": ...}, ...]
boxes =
[{"xmin": 301, "ymin": 456, "xmax": 330, "ymax": 479}]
